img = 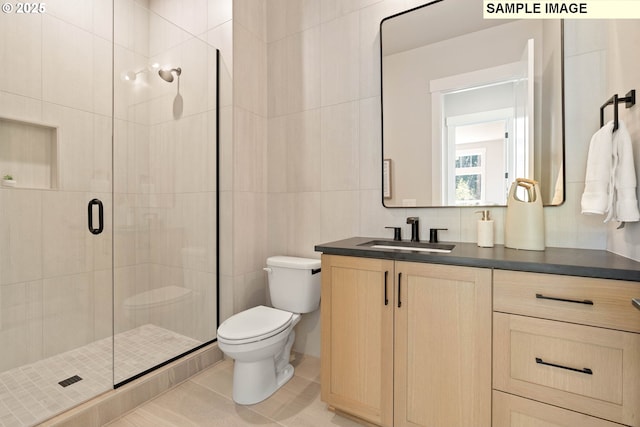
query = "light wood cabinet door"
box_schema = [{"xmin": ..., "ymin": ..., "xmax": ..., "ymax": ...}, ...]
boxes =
[
  {"xmin": 494, "ymin": 312, "xmax": 640, "ymax": 426},
  {"xmin": 493, "ymin": 390, "xmax": 623, "ymax": 427},
  {"xmin": 394, "ymin": 262, "xmax": 492, "ymax": 427},
  {"xmin": 320, "ymin": 255, "xmax": 394, "ymax": 427}
]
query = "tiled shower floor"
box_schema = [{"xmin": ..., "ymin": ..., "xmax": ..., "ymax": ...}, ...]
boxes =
[{"xmin": 0, "ymin": 325, "xmax": 202, "ymax": 427}]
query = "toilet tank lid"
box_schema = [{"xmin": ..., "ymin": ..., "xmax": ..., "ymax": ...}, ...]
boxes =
[{"xmin": 266, "ymin": 256, "xmax": 320, "ymax": 270}]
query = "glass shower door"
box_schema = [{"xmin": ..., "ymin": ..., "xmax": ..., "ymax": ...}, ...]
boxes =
[
  {"xmin": 112, "ymin": 1, "xmax": 219, "ymax": 385},
  {"xmin": 0, "ymin": 3, "xmax": 114, "ymax": 425}
]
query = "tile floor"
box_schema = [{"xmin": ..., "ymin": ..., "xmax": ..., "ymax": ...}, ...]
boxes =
[
  {"xmin": 106, "ymin": 354, "xmax": 367, "ymax": 427},
  {"xmin": 0, "ymin": 325, "xmax": 202, "ymax": 427}
]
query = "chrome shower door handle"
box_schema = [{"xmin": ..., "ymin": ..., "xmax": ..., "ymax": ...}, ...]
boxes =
[
  {"xmin": 88, "ymin": 199, "xmax": 104, "ymax": 235},
  {"xmin": 633, "ymin": 298, "xmax": 640, "ymax": 311}
]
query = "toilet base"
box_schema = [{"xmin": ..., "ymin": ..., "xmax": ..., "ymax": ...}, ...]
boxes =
[{"xmin": 231, "ymin": 360, "xmax": 294, "ymax": 405}]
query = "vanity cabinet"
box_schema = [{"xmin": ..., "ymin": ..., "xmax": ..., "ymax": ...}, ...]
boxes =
[
  {"xmin": 493, "ymin": 270, "xmax": 640, "ymax": 427},
  {"xmin": 320, "ymin": 254, "xmax": 492, "ymax": 427},
  {"xmin": 320, "ymin": 255, "xmax": 394, "ymax": 426}
]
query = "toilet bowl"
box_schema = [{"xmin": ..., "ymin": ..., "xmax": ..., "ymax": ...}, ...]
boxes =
[{"xmin": 216, "ymin": 256, "xmax": 321, "ymax": 405}]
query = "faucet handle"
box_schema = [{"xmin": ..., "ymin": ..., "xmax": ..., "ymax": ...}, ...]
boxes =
[
  {"xmin": 406, "ymin": 216, "xmax": 419, "ymax": 224},
  {"xmin": 385, "ymin": 226, "xmax": 402, "ymax": 241},
  {"xmin": 429, "ymin": 228, "xmax": 448, "ymax": 243}
]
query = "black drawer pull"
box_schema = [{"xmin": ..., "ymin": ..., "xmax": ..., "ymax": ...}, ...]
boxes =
[
  {"xmin": 397, "ymin": 272, "xmax": 402, "ymax": 308},
  {"xmin": 384, "ymin": 271, "xmax": 389, "ymax": 306},
  {"xmin": 536, "ymin": 293, "xmax": 594, "ymax": 305},
  {"xmin": 535, "ymin": 357, "xmax": 593, "ymax": 375}
]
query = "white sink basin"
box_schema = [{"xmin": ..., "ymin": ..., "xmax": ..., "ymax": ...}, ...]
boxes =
[
  {"xmin": 369, "ymin": 244, "xmax": 452, "ymax": 253},
  {"xmin": 358, "ymin": 240, "xmax": 455, "ymax": 253}
]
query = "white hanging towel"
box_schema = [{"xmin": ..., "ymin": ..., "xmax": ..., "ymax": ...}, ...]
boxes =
[
  {"xmin": 581, "ymin": 121, "xmax": 614, "ymax": 215},
  {"xmin": 607, "ymin": 119, "xmax": 640, "ymax": 223}
]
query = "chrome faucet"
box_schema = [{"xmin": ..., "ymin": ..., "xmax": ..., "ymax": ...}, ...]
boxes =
[{"xmin": 406, "ymin": 217, "xmax": 420, "ymax": 242}]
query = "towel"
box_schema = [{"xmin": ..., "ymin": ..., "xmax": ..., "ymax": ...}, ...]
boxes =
[
  {"xmin": 581, "ymin": 121, "xmax": 614, "ymax": 215},
  {"xmin": 607, "ymin": 120, "xmax": 640, "ymax": 222},
  {"xmin": 581, "ymin": 120, "xmax": 640, "ymax": 223}
]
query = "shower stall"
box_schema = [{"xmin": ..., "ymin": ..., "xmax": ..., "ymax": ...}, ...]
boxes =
[{"xmin": 0, "ymin": 2, "xmax": 219, "ymax": 426}]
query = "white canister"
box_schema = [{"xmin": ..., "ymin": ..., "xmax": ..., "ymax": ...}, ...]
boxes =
[{"xmin": 476, "ymin": 210, "xmax": 494, "ymax": 248}]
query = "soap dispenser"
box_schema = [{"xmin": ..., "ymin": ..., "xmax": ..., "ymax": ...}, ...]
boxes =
[{"xmin": 476, "ymin": 210, "xmax": 494, "ymax": 248}]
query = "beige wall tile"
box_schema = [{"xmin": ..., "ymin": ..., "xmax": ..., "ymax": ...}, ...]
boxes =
[
  {"xmin": 287, "ymin": 27, "xmax": 321, "ymax": 112},
  {"xmin": 320, "ymin": 101, "xmax": 360, "ymax": 191},
  {"xmin": 267, "ymin": 37, "xmax": 288, "ymax": 117},
  {"xmin": 359, "ymin": 96, "xmax": 381, "ymax": 190},
  {"xmin": 208, "ymin": 0, "xmax": 233, "ymax": 31},
  {"xmin": 0, "ymin": 190, "xmax": 43, "ymax": 285},
  {"xmin": 267, "ymin": 115, "xmax": 288, "ymax": 192},
  {"xmin": 0, "ymin": 281, "xmax": 43, "ymax": 371},
  {"xmin": 0, "ymin": 91, "xmax": 43, "ymax": 123},
  {"xmin": 320, "ymin": 12, "xmax": 360, "ymax": 106},
  {"xmin": 0, "ymin": 12, "xmax": 42, "ymax": 99},
  {"xmin": 359, "ymin": 189, "xmax": 408, "ymax": 238},
  {"xmin": 42, "ymin": 104, "xmax": 94, "ymax": 192},
  {"xmin": 267, "ymin": 192, "xmax": 293, "ymax": 257},
  {"xmin": 320, "ymin": 191, "xmax": 360, "ymax": 243},
  {"xmin": 43, "ymin": 273, "xmax": 95, "ymax": 356},
  {"xmin": 234, "ymin": 25, "xmax": 267, "ymax": 115},
  {"xmin": 234, "ymin": 108, "xmax": 266, "ymax": 193},
  {"xmin": 287, "ymin": 192, "xmax": 322, "ymax": 258},
  {"xmin": 287, "ymin": 108, "xmax": 321, "ymax": 192},
  {"xmin": 232, "ymin": 191, "xmax": 266, "ymax": 275},
  {"xmin": 42, "ymin": 16, "xmax": 95, "ymax": 112},
  {"xmin": 41, "ymin": 191, "xmax": 93, "ymax": 278},
  {"xmin": 234, "ymin": 0, "xmax": 266, "ymax": 41},
  {"xmin": 148, "ymin": 0, "xmax": 208, "ymax": 47}
]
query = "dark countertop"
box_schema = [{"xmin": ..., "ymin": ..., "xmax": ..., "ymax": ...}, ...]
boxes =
[{"xmin": 314, "ymin": 237, "xmax": 640, "ymax": 282}]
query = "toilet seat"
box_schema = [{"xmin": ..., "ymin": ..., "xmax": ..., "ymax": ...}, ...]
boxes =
[{"xmin": 217, "ymin": 305, "xmax": 293, "ymax": 345}]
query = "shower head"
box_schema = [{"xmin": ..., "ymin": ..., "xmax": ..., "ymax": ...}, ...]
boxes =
[{"xmin": 158, "ymin": 67, "xmax": 181, "ymax": 83}]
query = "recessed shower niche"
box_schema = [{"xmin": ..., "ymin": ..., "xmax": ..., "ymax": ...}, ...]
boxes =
[{"xmin": 0, "ymin": 116, "xmax": 58, "ymax": 189}]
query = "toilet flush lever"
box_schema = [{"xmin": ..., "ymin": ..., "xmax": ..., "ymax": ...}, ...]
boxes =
[{"xmin": 263, "ymin": 267, "xmax": 272, "ymax": 273}]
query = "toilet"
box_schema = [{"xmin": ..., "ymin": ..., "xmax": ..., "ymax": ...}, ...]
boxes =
[{"xmin": 216, "ymin": 256, "xmax": 321, "ymax": 405}]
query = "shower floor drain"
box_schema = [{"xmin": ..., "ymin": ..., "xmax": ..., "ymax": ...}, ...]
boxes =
[{"xmin": 58, "ymin": 375, "xmax": 83, "ymax": 387}]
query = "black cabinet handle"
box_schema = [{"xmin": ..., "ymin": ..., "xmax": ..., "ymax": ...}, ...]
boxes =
[
  {"xmin": 535, "ymin": 357, "xmax": 593, "ymax": 375},
  {"xmin": 384, "ymin": 271, "xmax": 389, "ymax": 306},
  {"xmin": 633, "ymin": 298, "xmax": 640, "ymax": 311},
  {"xmin": 536, "ymin": 293, "xmax": 594, "ymax": 305},
  {"xmin": 88, "ymin": 199, "xmax": 104, "ymax": 235},
  {"xmin": 397, "ymin": 272, "xmax": 402, "ymax": 308}
]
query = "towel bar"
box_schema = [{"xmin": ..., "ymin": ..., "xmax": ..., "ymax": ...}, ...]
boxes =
[{"xmin": 600, "ymin": 89, "xmax": 636, "ymax": 131}]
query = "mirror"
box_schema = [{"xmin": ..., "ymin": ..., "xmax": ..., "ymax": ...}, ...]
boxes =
[{"xmin": 381, "ymin": 0, "xmax": 564, "ymax": 207}]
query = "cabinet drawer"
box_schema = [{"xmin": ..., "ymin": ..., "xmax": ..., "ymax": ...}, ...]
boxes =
[
  {"xmin": 494, "ymin": 270, "xmax": 640, "ymax": 333},
  {"xmin": 493, "ymin": 313, "xmax": 640, "ymax": 426},
  {"xmin": 493, "ymin": 390, "xmax": 623, "ymax": 427}
]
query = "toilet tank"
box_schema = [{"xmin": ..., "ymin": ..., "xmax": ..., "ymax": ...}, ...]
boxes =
[{"xmin": 265, "ymin": 256, "xmax": 321, "ymax": 313}]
